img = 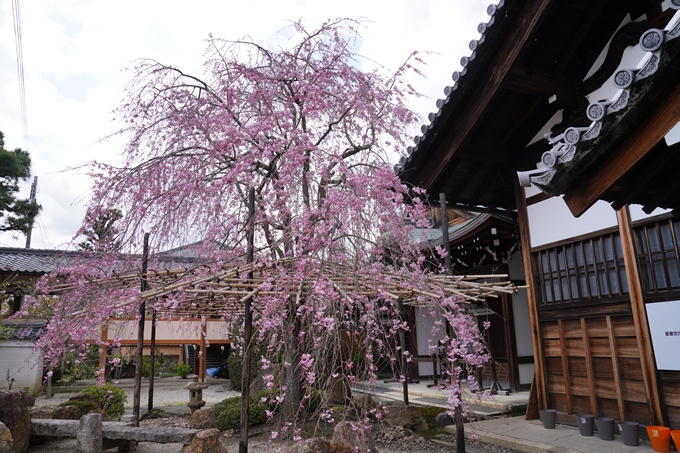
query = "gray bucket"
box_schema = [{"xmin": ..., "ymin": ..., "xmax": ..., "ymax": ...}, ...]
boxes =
[
  {"xmin": 575, "ymin": 414, "xmax": 594, "ymax": 436},
  {"xmin": 595, "ymin": 417, "xmax": 615, "ymax": 441},
  {"xmin": 540, "ymin": 409, "xmax": 556, "ymax": 429},
  {"xmin": 618, "ymin": 421, "xmax": 639, "ymax": 446}
]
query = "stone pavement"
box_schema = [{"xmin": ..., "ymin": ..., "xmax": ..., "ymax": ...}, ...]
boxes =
[
  {"xmin": 353, "ymin": 379, "xmax": 529, "ymax": 416},
  {"xmin": 455, "ymin": 417, "xmax": 659, "ymax": 453},
  {"xmin": 355, "ymin": 380, "xmax": 665, "ymax": 452}
]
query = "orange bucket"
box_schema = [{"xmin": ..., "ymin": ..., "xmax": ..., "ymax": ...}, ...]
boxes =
[
  {"xmin": 646, "ymin": 426, "xmax": 670, "ymax": 452},
  {"xmin": 671, "ymin": 430, "xmax": 680, "ymax": 452}
]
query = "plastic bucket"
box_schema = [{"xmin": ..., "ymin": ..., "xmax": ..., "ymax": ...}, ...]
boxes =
[
  {"xmin": 646, "ymin": 426, "xmax": 671, "ymax": 453},
  {"xmin": 595, "ymin": 417, "xmax": 614, "ymax": 441},
  {"xmin": 671, "ymin": 430, "xmax": 680, "ymax": 452},
  {"xmin": 575, "ymin": 414, "xmax": 594, "ymax": 436},
  {"xmin": 618, "ymin": 421, "xmax": 639, "ymax": 446},
  {"xmin": 540, "ymin": 409, "xmax": 556, "ymax": 429}
]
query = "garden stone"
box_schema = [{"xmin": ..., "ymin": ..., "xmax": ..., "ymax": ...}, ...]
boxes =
[
  {"xmin": 0, "ymin": 422, "xmax": 13, "ymax": 453},
  {"xmin": 29, "ymin": 407, "xmax": 54, "ymax": 420},
  {"xmin": 180, "ymin": 428, "xmax": 226, "ymax": 453},
  {"xmin": 0, "ymin": 390, "xmax": 34, "ymax": 452},
  {"xmin": 332, "ymin": 421, "xmax": 378, "ymax": 453},
  {"xmin": 190, "ymin": 408, "xmax": 217, "ymax": 430},
  {"xmin": 76, "ymin": 413, "xmax": 102, "ymax": 453},
  {"xmin": 53, "ymin": 405, "xmax": 84, "ymax": 420},
  {"xmin": 288, "ymin": 438, "xmax": 332, "ymax": 453},
  {"xmin": 384, "ymin": 404, "xmax": 428, "ymax": 431},
  {"xmin": 435, "ymin": 412, "xmax": 454, "ymax": 427}
]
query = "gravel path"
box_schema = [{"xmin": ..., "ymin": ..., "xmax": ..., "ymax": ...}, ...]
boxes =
[{"xmin": 30, "ymin": 379, "xmax": 521, "ymax": 453}]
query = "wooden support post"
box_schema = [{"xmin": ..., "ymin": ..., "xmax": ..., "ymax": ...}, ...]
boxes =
[
  {"xmin": 148, "ymin": 307, "xmax": 157, "ymax": 413},
  {"xmin": 616, "ymin": 206, "xmax": 663, "ymax": 425},
  {"xmin": 514, "ymin": 180, "xmax": 548, "ymax": 410},
  {"xmin": 133, "ymin": 233, "xmax": 150, "ymax": 427},
  {"xmin": 557, "ymin": 320, "xmax": 572, "ymax": 414},
  {"xmin": 581, "ymin": 318, "xmax": 598, "ymax": 417},
  {"xmin": 606, "ymin": 316, "xmax": 625, "ymax": 421},
  {"xmin": 99, "ymin": 325, "xmax": 108, "ymax": 379},
  {"xmin": 501, "ymin": 291, "xmax": 520, "ymax": 393},
  {"xmin": 239, "ymin": 187, "xmax": 255, "ymax": 453}
]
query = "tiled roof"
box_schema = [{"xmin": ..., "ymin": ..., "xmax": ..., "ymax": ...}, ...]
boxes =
[
  {"xmin": 0, "ymin": 321, "xmax": 47, "ymax": 341},
  {"xmin": 0, "ymin": 247, "xmax": 198, "ymax": 275},
  {"xmin": 0, "ymin": 248, "xmax": 79, "ymax": 274},
  {"xmin": 394, "ymin": 0, "xmax": 506, "ymax": 174}
]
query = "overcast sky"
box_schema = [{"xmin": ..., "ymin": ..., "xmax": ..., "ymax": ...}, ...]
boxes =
[{"xmin": 0, "ymin": 0, "xmax": 492, "ymax": 250}]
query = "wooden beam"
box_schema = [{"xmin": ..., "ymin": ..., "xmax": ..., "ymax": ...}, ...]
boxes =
[
  {"xmin": 501, "ymin": 291, "xmax": 520, "ymax": 393},
  {"xmin": 527, "ymin": 191, "xmax": 553, "ymax": 206},
  {"xmin": 611, "ymin": 142, "xmax": 679, "ymax": 210},
  {"xmin": 557, "ymin": 320, "xmax": 572, "ymax": 414},
  {"xmin": 514, "ymin": 179, "xmax": 548, "ymax": 409},
  {"xmin": 564, "ymin": 82, "xmax": 680, "ymax": 217},
  {"xmin": 606, "ymin": 315, "xmax": 625, "ymax": 421},
  {"xmin": 419, "ymin": 0, "xmax": 553, "ymax": 191},
  {"xmin": 616, "ymin": 205, "xmax": 664, "ymax": 425},
  {"xmin": 581, "ymin": 318, "xmax": 598, "ymax": 417},
  {"xmin": 504, "ymin": 69, "xmax": 579, "ymax": 106}
]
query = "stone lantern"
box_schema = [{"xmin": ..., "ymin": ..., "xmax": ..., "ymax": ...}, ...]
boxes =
[{"xmin": 184, "ymin": 375, "xmax": 209, "ymax": 414}]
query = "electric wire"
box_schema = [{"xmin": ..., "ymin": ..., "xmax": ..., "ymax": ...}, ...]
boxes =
[{"xmin": 11, "ymin": 0, "xmax": 30, "ymax": 151}]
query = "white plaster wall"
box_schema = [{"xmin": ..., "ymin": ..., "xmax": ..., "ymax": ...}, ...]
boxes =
[
  {"xmin": 107, "ymin": 319, "xmax": 231, "ymax": 342},
  {"xmin": 414, "ymin": 307, "xmax": 445, "ymax": 357},
  {"xmin": 527, "ymin": 193, "xmax": 618, "ymax": 248},
  {"xmin": 0, "ymin": 342, "xmax": 43, "ymax": 392},
  {"xmin": 519, "ymin": 363, "xmax": 535, "ymax": 386},
  {"xmin": 629, "ymin": 205, "xmax": 671, "ymax": 222}
]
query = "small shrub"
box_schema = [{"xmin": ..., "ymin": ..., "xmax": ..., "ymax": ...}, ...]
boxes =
[
  {"xmin": 169, "ymin": 363, "xmax": 192, "ymax": 378},
  {"xmin": 82, "ymin": 383, "xmax": 127, "ymax": 420},
  {"xmin": 141, "ymin": 356, "xmax": 162, "ymax": 378},
  {"xmin": 213, "ymin": 395, "xmax": 267, "ymax": 430},
  {"xmin": 59, "ymin": 399, "xmax": 98, "ymax": 414}
]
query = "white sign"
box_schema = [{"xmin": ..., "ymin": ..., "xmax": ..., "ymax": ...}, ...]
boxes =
[{"xmin": 646, "ymin": 300, "xmax": 680, "ymax": 371}]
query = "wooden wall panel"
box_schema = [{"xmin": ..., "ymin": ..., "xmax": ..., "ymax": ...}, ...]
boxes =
[
  {"xmin": 592, "ymin": 357, "xmax": 614, "ymax": 377},
  {"xmin": 663, "ymin": 383, "xmax": 680, "ymax": 407},
  {"xmin": 540, "ymin": 314, "xmax": 650, "ymax": 425},
  {"xmin": 589, "ymin": 338, "xmax": 612, "ymax": 357},
  {"xmin": 568, "ymin": 376, "xmax": 593, "ymax": 397},
  {"xmin": 615, "ymin": 337, "xmax": 642, "ymax": 357},
  {"xmin": 620, "ymin": 380, "xmax": 648, "ymax": 403},
  {"xmin": 571, "ymin": 396, "xmax": 592, "ymax": 415},
  {"xmin": 594, "ymin": 379, "xmax": 618, "ymax": 400},
  {"xmin": 625, "ymin": 402, "xmax": 652, "ymax": 426},
  {"xmin": 619, "ymin": 358, "xmax": 644, "ymax": 381},
  {"xmin": 596, "ymin": 398, "xmax": 621, "ymax": 419},
  {"xmin": 611, "ymin": 318, "xmax": 636, "ymax": 337},
  {"xmin": 567, "ymin": 357, "xmax": 587, "ymax": 376},
  {"xmin": 549, "ymin": 393, "xmax": 569, "ymax": 412},
  {"xmin": 545, "ymin": 357, "xmax": 563, "ymax": 374},
  {"xmin": 667, "ymin": 406, "xmax": 680, "ymax": 430}
]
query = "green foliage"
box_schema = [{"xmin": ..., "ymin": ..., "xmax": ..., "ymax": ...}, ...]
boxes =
[
  {"xmin": 227, "ymin": 348, "xmax": 262, "ymax": 391},
  {"xmin": 77, "ymin": 208, "xmax": 122, "ymax": 252},
  {"xmin": 0, "ymin": 131, "xmax": 41, "ymax": 234},
  {"xmin": 82, "ymin": 383, "xmax": 127, "ymax": 420},
  {"xmin": 170, "ymin": 363, "xmax": 192, "ymax": 378},
  {"xmin": 213, "ymin": 395, "xmax": 267, "ymax": 430},
  {"xmin": 60, "ymin": 345, "xmax": 100, "ymax": 382},
  {"xmin": 141, "ymin": 356, "xmax": 162, "ymax": 378},
  {"xmin": 59, "ymin": 399, "xmax": 98, "ymax": 414}
]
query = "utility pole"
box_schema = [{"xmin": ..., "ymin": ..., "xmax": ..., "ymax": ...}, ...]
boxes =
[{"xmin": 25, "ymin": 176, "xmax": 37, "ymax": 248}]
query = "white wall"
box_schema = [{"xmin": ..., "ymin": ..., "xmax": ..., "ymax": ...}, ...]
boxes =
[{"xmin": 0, "ymin": 342, "xmax": 43, "ymax": 392}]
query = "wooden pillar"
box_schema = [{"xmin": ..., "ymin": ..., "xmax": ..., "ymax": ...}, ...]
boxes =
[
  {"xmin": 501, "ymin": 291, "xmax": 520, "ymax": 393},
  {"xmin": 99, "ymin": 325, "xmax": 108, "ymax": 370},
  {"xmin": 200, "ymin": 328, "xmax": 206, "ymax": 382},
  {"xmin": 616, "ymin": 205, "xmax": 663, "ymax": 425},
  {"xmin": 514, "ymin": 180, "xmax": 547, "ymax": 409},
  {"xmin": 133, "ymin": 233, "xmax": 150, "ymax": 427},
  {"xmin": 148, "ymin": 308, "xmax": 157, "ymax": 412}
]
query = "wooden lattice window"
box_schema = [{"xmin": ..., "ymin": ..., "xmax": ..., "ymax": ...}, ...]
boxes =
[
  {"xmin": 534, "ymin": 233, "xmax": 628, "ymax": 305},
  {"xmin": 635, "ymin": 218, "xmax": 680, "ymax": 294}
]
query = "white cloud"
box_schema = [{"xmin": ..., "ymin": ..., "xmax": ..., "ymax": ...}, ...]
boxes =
[{"xmin": 0, "ymin": 0, "xmax": 493, "ymax": 249}]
